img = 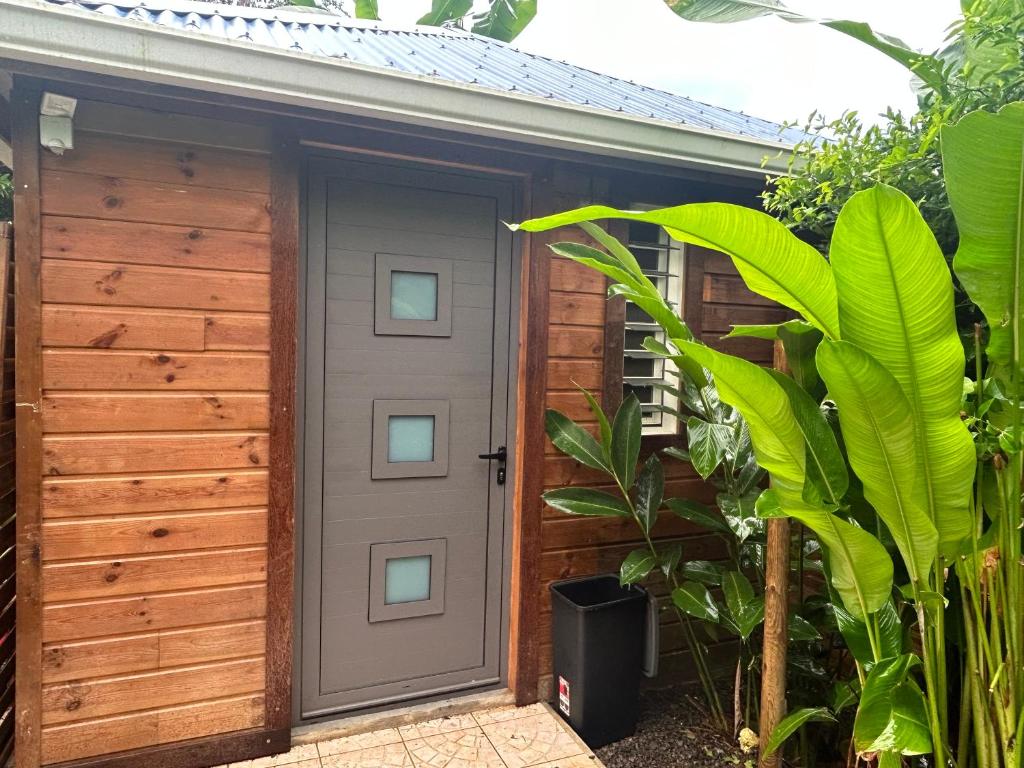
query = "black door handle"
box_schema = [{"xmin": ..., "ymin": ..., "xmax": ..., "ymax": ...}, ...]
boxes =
[{"xmin": 478, "ymin": 446, "xmax": 507, "ymax": 462}]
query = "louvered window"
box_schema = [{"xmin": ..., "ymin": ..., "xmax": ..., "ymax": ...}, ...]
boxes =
[{"xmin": 622, "ymin": 215, "xmax": 685, "ymax": 435}]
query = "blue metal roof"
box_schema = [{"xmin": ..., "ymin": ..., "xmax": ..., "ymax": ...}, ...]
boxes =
[{"xmin": 46, "ymin": 0, "xmax": 806, "ymax": 145}]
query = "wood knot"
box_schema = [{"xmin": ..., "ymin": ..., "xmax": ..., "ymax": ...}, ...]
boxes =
[
  {"xmin": 204, "ymin": 396, "xmax": 222, "ymax": 409},
  {"xmin": 178, "ymin": 151, "xmax": 196, "ymax": 162},
  {"xmin": 151, "ymin": 528, "xmax": 169, "ymax": 538},
  {"xmin": 249, "ymin": 453, "xmax": 261, "ymax": 465},
  {"xmin": 165, "ymin": 373, "xmax": 176, "ymax": 383},
  {"xmin": 131, "ymin": 479, "xmax": 143, "ymax": 486},
  {"xmin": 102, "ymin": 196, "xmax": 122, "ymax": 209},
  {"xmin": 104, "ymin": 571, "xmax": 119, "ymax": 583},
  {"xmin": 187, "ymin": 229, "xmax": 203, "ymax": 240},
  {"xmin": 217, "ymin": 476, "xmax": 229, "ymax": 484},
  {"xmin": 156, "ymin": 354, "xmax": 171, "ymax": 364},
  {"xmin": 65, "ymin": 698, "xmax": 82, "ymax": 712}
]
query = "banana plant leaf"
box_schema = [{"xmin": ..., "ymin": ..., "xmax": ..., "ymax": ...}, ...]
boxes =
[
  {"xmin": 353, "ymin": 0, "xmax": 379, "ymax": 19},
  {"xmin": 816, "ymin": 340, "xmax": 939, "ymax": 586},
  {"xmin": 830, "ymin": 185, "xmax": 974, "ymax": 558},
  {"xmin": 854, "ymin": 655, "xmax": 932, "ymax": 757},
  {"xmin": 417, "ymin": 0, "xmax": 472, "ymax": 26},
  {"xmin": 471, "ymin": 0, "xmax": 536, "ymax": 42},
  {"xmin": 943, "ymin": 103, "xmax": 1024, "ymax": 375},
  {"xmin": 512, "ymin": 204, "xmax": 840, "ymax": 339}
]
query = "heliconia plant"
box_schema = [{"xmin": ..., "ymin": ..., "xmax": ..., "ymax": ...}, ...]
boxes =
[{"xmin": 513, "ymin": 102, "xmax": 1024, "ymax": 768}]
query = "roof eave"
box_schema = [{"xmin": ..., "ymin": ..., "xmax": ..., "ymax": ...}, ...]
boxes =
[{"xmin": 0, "ymin": 0, "xmax": 793, "ymax": 176}]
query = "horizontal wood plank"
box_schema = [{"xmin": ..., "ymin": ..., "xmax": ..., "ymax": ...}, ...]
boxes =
[
  {"xmin": 41, "ymin": 469, "xmax": 269, "ymax": 518},
  {"xmin": 549, "ymin": 258, "xmax": 606, "ymax": 295},
  {"xmin": 43, "ymin": 432, "xmax": 269, "ymax": 476},
  {"xmin": 42, "ymin": 304, "xmax": 206, "ymax": 351},
  {"xmin": 40, "ymin": 693, "xmax": 265, "ymax": 764},
  {"xmin": 43, "ymin": 547, "xmax": 267, "ymax": 601},
  {"xmin": 43, "ymin": 132, "xmax": 271, "ymax": 194},
  {"xmin": 43, "ymin": 350, "xmax": 269, "ymax": 391},
  {"xmin": 41, "ymin": 170, "xmax": 271, "ymax": 233},
  {"xmin": 546, "ymin": 358, "xmax": 602, "ymax": 391},
  {"xmin": 42, "ymin": 392, "xmax": 270, "ymax": 433},
  {"xmin": 704, "ymin": 273, "xmax": 774, "ymax": 306},
  {"xmin": 204, "ymin": 313, "xmax": 271, "ymax": 352},
  {"xmin": 547, "ymin": 291, "xmax": 605, "ymax": 327},
  {"xmin": 42, "ymin": 657, "xmax": 265, "ymax": 725},
  {"xmin": 42, "ymin": 216, "xmax": 271, "ymax": 273},
  {"xmin": 42, "ymin": 259, "xmax": 270, "ymax": 312},
  {"xmin": 546, "ymin": 326, "xmax": 603, "ymax": 359},
  {"xmin": 42, "ymin": 620, "xmax": 267, "ymax": 684},
  {"xmin": 42, "ymin": 509, "xmax": 268, "ymax": 561},
  {"xmin": 42, "ymin": 584, "xmax": 267, "ymax": 643}
]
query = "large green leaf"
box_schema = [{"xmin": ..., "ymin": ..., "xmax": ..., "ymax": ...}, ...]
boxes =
[
  {"xmin": 816, "ymin": 340, "xmax": 938, "ymax": 587},
  {"xmin": 663, "ymin": 1, "xmax": 947, "ymax": 94},
  {"xmin": 830, "ymin": 184, "xmax": 974, "ymax": 558},
  {"xmin": 545, "ymin": 410, "xmax": 609, "ymax": 473},
  {"xmin": 665, "ymin": 498, "xmax": 731, "ymax": 535},
  {"xmin": 513, "ymin": 204, "xmax": 840, "ymax": 339},
  {"xmin": 634, "ymin": 455, "xmax": 664, "ymax": 535},
  {"xmin": 417, "ymin": 0, "xmax": 472, "ymax": 25},
  {"xmin": 763, "ymin": 707, "xmax": 837, "ymax": 758},
  {"xmin": 620, "ymin": 548, "xmax": 658, "ymax": 586},
  {"xmin": 676, "ymin": 342, "xmax": 892, "ymax": 619},
  {"xmin": 722, "ymin": 570, "xmax": 764, "ymax": 639},
  {"xmin": 943, "ymin": 103, "xmax": 1024, "ymax": 374},
  {"xmin": 672, "ymin": 581, "xmax": 720, "ymax": 623},
  {"xmin": 611, "ymin": 394, "xmax": 643, "ymax": 489},
  {"xmin": 686, "ymin": 417, "xmax": 732, "ymax": 479},
  {"xmin": 833, "ymin": 600, "xmax": 904, "ymax": 667},
  {"xmin": 854, "ymin": 655, "xmax": 932, "ymax": 757},
  {"xmin": 353, "ymin": 0, "xmax": 379, "ymax": 19},
  {"xmin": 471, "ymin": 0, "xmax": 537, "ymax": 42},
  {"xmin": 542, "ymin": 488, "xmax": 631, "ymax": 517}
]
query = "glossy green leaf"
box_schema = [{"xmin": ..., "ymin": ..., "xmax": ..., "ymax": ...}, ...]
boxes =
[
  {"xmin": 718, "ymin": 493, "xmax": 762, "ymax": 544},
  {"xmin": 722, "ymin": 570, "xmax": 764, "ymax": 639},
  {"xmin": 763, "ymin": 707, "xmax": 837, "ymax": 758},
  {"xmin": 686, "ymin": 417, "xmax": 732, "ymax": 479},
  {"xmin": 578, "ymin": 386, "xmax": 612, "ymax": 457},
  {"xmin": 542, "ymin": 488, "xmax": 631, "ymax": 517},
  {"xmin": 353, "ymin": 0, "xmax": 379, "ymax": 19},
  {"xmin": 662, "ymin": 446, "xmax": 691, "ymax": 463},
  {"xmin": 854, "ymin": 655, "xmax": 932, "ymax": 757},
  {"xmin": 680, "ymin": 560, "xmax": 723, "ymax": 585},
  {"xmin": 665, "ymin": 498, "xmax": 731, "ymax": 535},
  {"xmin": 830, "ymin": 184, "xmax": 974, "ymax": 558},
  {"xmin": 513, "ymin": 204, "xmax": 839, "ymax": 339},
  {"xmin": 611, "ymin": 394, "xmax": 643, "ymax": 489},
  {"xmin": 620, "ymin": 548, "xmax": 658, "ymax": 586},
  {"xmin": 788, "ymin": 614, "xmax": 821, "ymax": 642},
  {"xmin": 831, "ymin": 680, "xmax": 860, "ymax": 713},
  {"xmin": 548, "ymin": 242, "xmax": 647, "ymax": 296},
  {"xmin": 545, "ymin": 409, "xmax": 609, "ymax": 473},
  {"xmin": 944, "ymin": 103, "xmax": 1024, "ymax": 373},
  {"xmin": 769, "ymin": 371, "xmax": 847, "ymax": 507},
  {"xmin": 833, "ymin": 600, "xmax": 904, "ymax": 667},
  {"xmin": 778, "ymin": 322, "xmax": 824, "ymax": 394},
  {"xmin": 672, "ymin": 581, "xmax": 720, "ymax": 623},
  {"xmin": 675, "ymin": 343, "xmax": 892, "ymax": 620},
  {"xmin": 634, "ymin": 455, "xmax": 664, "ymax": 535},
  {"xmin": 816, "ymin": 340, "xmax": 938, "ymax": 586},
  {"xmin": 417, "ymin": 0, "xmax": 472, "ymax": 26},
  {"xmin": 659, "ymin": 544, "xmax": 683, "ymax": 579},
  {"xmin": 471, "ymin": 0, "xmax": 537, "ymax": 42}
]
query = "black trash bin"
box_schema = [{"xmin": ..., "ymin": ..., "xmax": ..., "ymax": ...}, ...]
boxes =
[{"xmin": 550, "ymin": 574, "xmax": 649, "ymax": 748}]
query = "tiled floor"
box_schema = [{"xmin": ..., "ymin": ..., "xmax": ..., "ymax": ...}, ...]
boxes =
[{"xmin": 222, "ymin": 703, "xmax": 603, "ymax": 768}]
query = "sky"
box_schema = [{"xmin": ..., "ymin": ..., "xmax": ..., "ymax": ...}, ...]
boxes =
[{"xmin": 378, "ymin": 0, "xmax": 963, "ymax": 126}]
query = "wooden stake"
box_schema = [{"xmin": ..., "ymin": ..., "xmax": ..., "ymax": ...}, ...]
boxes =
[{"xmin": 759, "ymin": 339, "xmax": 791, "ymax": 768}]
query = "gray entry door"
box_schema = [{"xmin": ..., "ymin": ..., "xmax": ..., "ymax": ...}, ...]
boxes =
[{"xmin": 301, "ymin": 156, "xmax": 516, "ymax": 719}]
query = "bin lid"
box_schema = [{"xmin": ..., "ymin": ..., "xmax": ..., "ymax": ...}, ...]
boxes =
[{"xmin": 549, "ymin": 574, "xmax": 648, "ymax": 611}]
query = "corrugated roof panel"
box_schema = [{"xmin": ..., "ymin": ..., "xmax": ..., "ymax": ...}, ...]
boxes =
[{"xmin": 45, "ymin": 0, "xmax": 808, "ymax": 145}]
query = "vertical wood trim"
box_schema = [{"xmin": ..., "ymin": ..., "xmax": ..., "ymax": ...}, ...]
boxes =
[
  {"xmin": 265, "ymin": 126, "xmax": 298, "ymax": 734},
  {"xmin": 684, "ymin": 245, "xmax": 707, "ymax": 339},
  {"xmin": 758, "ymin": 339, "xmax": 790, "ymax": 768},
  {"xmin": 509, "ymin": 168, "xmax": 549, "ymax": 706},
  {"xmin": 12, "ymin": 81, "xmax": 43, "ymax": 768},
  {"xmin": 600, "ymin": 220, "xmax": 628, "ymax": 417}
]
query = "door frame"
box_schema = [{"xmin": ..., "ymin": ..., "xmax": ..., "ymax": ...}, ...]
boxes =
[{"xmin": 292, "ymin": 145, "xmax": 526, "ymax": 725}]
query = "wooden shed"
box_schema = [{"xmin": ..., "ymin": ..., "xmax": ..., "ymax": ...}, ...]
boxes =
[{"xmin": 0, "ymin": 1, "xmax": 797, "ymax": 765}]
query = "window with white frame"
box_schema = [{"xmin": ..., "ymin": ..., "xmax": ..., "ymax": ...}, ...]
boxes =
[{"xmin": 622, "ymin": 214, "xmax": 686, "ymax": 435}]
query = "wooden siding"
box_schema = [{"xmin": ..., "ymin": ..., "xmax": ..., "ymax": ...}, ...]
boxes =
[
  {"xmin": 534, "ymin": 170, "xmax": 777, "ymax": 696},
  {"xmin": 35, "ymin": 113, "xmax": 271, "ymax": 764},
  {"xmin": 0, "ymin": 224, "xmax": 15, "ymax": 767}
]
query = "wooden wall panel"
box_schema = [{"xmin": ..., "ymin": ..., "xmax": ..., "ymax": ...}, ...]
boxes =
[
  {"xmin": 533, "ymin": 169, "xmax": 777, "ymax": 700},
  {"xmin": 35, "ymin": 112, "xmax": 273, "ymax": 763}
]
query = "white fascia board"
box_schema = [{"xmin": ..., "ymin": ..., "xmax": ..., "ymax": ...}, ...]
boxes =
[{"xmin": 0, "ymin": 0, "xmax": 792, "ymax": 176}]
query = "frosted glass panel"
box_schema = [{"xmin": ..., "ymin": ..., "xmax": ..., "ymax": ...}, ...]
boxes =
[
  {"xmin": 391, "ymin": 271, "xmax": 438, "ymax": 321},
  {"xmin": 384, "ymin": 555, "xmax": 432, "ymax": 604},
  {"xmin": 388, "ymin": 415, "xmax": 435, "ymax": 463}
]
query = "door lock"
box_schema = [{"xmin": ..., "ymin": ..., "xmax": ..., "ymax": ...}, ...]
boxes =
[{"xmin": 478, "ymin": 446, "xmax": 508, "ymax": 485}]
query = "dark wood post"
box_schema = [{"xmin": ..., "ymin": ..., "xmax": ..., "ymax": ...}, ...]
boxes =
[{"xmin": 758, "ymin": 339, "xmax": 790, "ymax": 768}]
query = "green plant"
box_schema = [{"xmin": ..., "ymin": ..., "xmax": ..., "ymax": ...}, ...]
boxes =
[
  {"xmin": 354, "ymin": 0, "xmax": 537, "ymax": 41},
  {"xmin": 513, "ymin": 100, "xmax": 1024, "ymax": 767}
]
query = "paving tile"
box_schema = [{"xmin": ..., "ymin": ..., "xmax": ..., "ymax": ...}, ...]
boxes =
[
  {"xmin": 399, "ymin": 712, "xmax": 479, "ymax": 740},
  {"xmin": 321, "ymin": 742, "xmax": 412, "ymax": 768},
  {"xmin": 405, "ymin": 726, "xmax": 505, "ymax": 768},
  {"xmin": 481, "ymin": 713, "xmax": 582, "ymax": 768},
  {"xmin": 530, "ymin": 756, "xmax": 599, "ymax": 768},
  {"xmin": 229, "ymin": 745, "xmax": 321, "ymax": 767},
  {"xmin": 318, "ymin": 728, "xmax": 403, "ymax": 757},
  {"xmin": 471, "ymin": 703, "xmax": 549, "ymax": 726}
]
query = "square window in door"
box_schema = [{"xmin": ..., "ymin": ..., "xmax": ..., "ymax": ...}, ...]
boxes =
[
  {"xmin": 369, "ymin": 539, "xmax": 447, "ymax": 622},
  {"xmin": 372, "ymin": 400, "xmax": 450, "ymax": 479},
  {"xmin": 374, "ymin": 254, "xmax": 453, "ymax": 336}
]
